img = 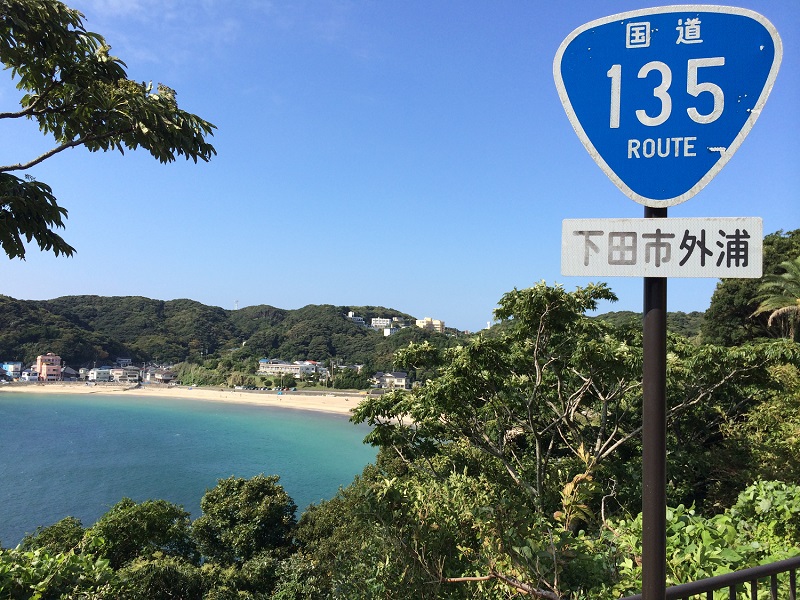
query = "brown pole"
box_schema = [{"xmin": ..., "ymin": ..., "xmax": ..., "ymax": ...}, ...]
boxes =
[{"xmin": 642, "ymin": 205, "xmax": 667, "ymax": 600}]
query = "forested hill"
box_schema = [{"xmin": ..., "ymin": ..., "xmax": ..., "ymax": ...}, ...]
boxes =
[
  {"xmin": 0, "ymin": 295, "xmax": 435, "ymax": 368},
  {"xmin": 0, "ymin": 291, "xmax": 713, "ymax": 370},
  {"xmin": 595, "ymin": 310, "xmax": 706, "ymax": 338}
]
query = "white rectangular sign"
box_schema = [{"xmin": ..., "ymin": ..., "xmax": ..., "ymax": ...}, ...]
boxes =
[{"xmin": 562, "ymin": 217, "xmax": 762, "ymax": 278}]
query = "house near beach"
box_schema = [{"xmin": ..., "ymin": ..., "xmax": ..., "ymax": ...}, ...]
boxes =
[
  {"xmin": 88, "ymin": 367, "xmax": 112, "ymax": 382},
  {"xmin": 145, "ymin": 369, "xmax": 176, "ymax": 384},
  {"xmin": 1, "ymin": 362, "xmax": 22, "ymax": 380},
  {"xmin": 370, "ymin": 371, "xmax": 411, "ymax": 390},
  {"xmin": 20, "ymin": 369, "xmax": 38, "ymax": 381},
  {"xmin": 258, "ymin": 359, "xmax": 320, "ymax": 379},
  {"xmin": 61, "ymin": 366, "xmax": 79, "ymax": 381},
  {"xmin": 35, "ymin": 353, "xmax": 62, "ymax": 382},
  {"xmin": 109, "ymin": 366, "xmax": 141, "ymax": 383}
]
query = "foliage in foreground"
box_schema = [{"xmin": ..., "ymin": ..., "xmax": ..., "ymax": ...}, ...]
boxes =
[
  {"xmin": 4, "ymin": 479, "xmax": 799, "ymax": 599},
  {"xmin": 0, "ymin": 0, "xmax": 216, "ymax": 260},
  {"xmin": 347, "ymin": 282, "xmax": 800, "ymax": 597}
]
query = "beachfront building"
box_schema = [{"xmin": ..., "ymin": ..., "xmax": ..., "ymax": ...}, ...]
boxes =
[
  {"xmin": 258, "ymin": 359, "xmax": 319, "ymax": 379},
  {"xmin": 370, "ymin": 371, "xmax": 411, "ymax": 390},
  {"xmin": 110, "ymin": 366, "xmax": 141, "ymax": 383},
  {"xmin": 147, "ymin": 369, "xmax": 176, "ymax": 384},
  {"xmin": 61, "ymin": 366, "xmax": 79, "ymax": 382},
  {"xmin": 36, "ymin": 353, "xmax": 62, "ymax": 382},
  {"xmin": 1, "ymin": 362, "xmax": 22, "ymax": 380},
  {"xmin": 21, "ymin": 369, "xmax": 38, "ymax": 381},
  {"xmin": 415, "ymin": 317, "xmax": 445, "ymax": 333},
  {"xmin": 88, "ymin": 367, "xmax": 112, "ymax": 382}
]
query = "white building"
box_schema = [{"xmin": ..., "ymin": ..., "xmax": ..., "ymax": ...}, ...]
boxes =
[
  {"xmin": 371, "ymin": 371, "xmax": 411, "ymax": 390},
  {"xmin": 20, "ymin": 369, "xmax": 38, "ymax": 382},
  {"xmin": 258, "ymin": 359, "xmax": 318, "ymax": 379},
  {"xmin": 88, "ymin": 367, "xmax": 112, "ymax": 382},
  {"xmin": 346, "ymin": 311, "xmax": 366, "ymax": 326},
  {"xmin": 110, "ymin": 366, "xmax": 141, "ymax": 383}
]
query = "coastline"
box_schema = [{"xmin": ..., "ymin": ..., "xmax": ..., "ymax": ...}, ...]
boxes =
[{"xmin": 0, "ymin": 382, "xmax": 365, "ymax": 416}]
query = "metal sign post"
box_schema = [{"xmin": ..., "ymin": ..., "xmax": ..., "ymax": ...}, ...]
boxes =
[
  {"xmin": 642, "ymin": 206, "xmax": 667, "ymax": 600},
  {"xmin": 554, "ymin": 6, "xmax": 781, "ymax": 599}
]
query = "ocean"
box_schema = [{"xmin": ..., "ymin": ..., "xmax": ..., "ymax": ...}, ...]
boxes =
[{"xmin": 0, "ymin": 392, "xmax": 377, "ymax": 547}]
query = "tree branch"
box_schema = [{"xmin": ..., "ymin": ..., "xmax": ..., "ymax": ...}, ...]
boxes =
[
  {"xmin": 0, "ymin": 128, "xmax": 131, "ymax": 173},
  {"xmin": 441, "ymin": 570, "xmax": 561, "ymax": 598}
]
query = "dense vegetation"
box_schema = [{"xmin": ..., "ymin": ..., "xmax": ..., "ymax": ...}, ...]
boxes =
[
  {"xmin": 0, "ymin": 295, "xmax": 454, "ymax": 372},
  {"xmin": 0, "ymin": 294, "xmax": 747, "ymax": 373},
  {"xmin": 3, "ymin": 273, "xmax": 799, "ymax": 598},
  {"xmin": 593, "ymin": 310, "xmax": 705, "ymax": 339},
  {"xmin": 702, "ymin": 229, "xmax": 800, "ymax": 345}
]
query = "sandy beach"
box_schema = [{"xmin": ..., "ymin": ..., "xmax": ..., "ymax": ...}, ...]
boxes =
[{"xmin": 0, "ymin": 382, "xmax": 366, "ymax": 416}]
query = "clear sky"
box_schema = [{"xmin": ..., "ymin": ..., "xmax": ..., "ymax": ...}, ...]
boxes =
[{"xmin": 1, "ymin": 1, "xmax": 798, "ymax": 332}]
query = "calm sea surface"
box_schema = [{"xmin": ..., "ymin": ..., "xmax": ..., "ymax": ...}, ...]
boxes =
[{"xmin": 0, "ymin": 392, "xmax": 376, "ymax": 547}]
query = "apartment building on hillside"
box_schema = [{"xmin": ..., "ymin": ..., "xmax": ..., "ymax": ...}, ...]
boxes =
[{"xmin": 415, "ymin": 317, "xmax": 445, "ymax": 333}]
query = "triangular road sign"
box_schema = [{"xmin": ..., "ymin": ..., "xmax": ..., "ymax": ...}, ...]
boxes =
[{"xmin": 554, "ymin": 6, "xmax": 782, "ymax": 208}]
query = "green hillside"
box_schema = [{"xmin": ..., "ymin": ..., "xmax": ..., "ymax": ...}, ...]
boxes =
[
  {"xmin": 595, "ymin": 310, "xmax": 706, "ymax": 338},
  {"xmin": 0, "ymin": 293, "xmax": 719, "ymax": 368},
  {"xmin": 0, "ymin": 295, "xmax": 447, "ymax": 369}
]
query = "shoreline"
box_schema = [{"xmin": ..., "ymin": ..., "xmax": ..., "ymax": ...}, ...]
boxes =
[{"xmin": 0, "ymin": 382, "xmax": 366, "ymax": 416}]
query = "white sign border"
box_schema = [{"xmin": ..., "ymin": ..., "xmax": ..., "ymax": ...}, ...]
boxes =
[
  {"xmin": 561, "ymin": 216, "xmax": 763, "ymax": 278},
  {"xmin": 553, "ymin": 5, "xmax": 783, "ymax": 209}
]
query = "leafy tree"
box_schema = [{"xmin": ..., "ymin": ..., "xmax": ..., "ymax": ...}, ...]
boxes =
[
  {"xmin": 0, "ymin": 0, "xmax": 215, "ymax": 259},
  {"xmin": 708, "ymin": 362, "xmax": 800, "ymax": 504},
  {"xmin": 83, "ymin": 498, "xmax": 198, "ymax": 569},
  {"xmin": 19, "ymin": 515, "xmax": 84, "ymax": 555},
  {"xmin": 117, "ymin": 556, "xmax": 204, "ymax": 600},
  {"xmin": 0, "ymin": 545, "xmax": 123, "ymax": 598},
  {"xmin": 174, "ymin": 361, "xmax": 226, "ymax": 387},
  {"xmin": 192, "ymin": 475, "xmax": 297, "ymax": 566},
  {"xmin": 703, "ymin": 230, "xmax": 800, "ymax": 345},
  {"xmin": 609, "ymin": 481, "xmax": 800, "ymax": 599},
  {"xmin": 596, "ymin": 310, "xmax": 705, "ymax": 339},
  {"xmin": 350, "ymin": 282, "xmax": 800, "ymax": 597},
  {"xmin": 332, "ymin": 367, "xmax": 369, "ymax": 389},
  {"xmin": 752, "ymin": 256, "xmax": 800, "ymax": 342}
]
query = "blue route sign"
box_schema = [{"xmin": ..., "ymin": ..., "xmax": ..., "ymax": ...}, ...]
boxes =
[{"xmin": 553, "ymin": 6, "xmax": 782, "ymax": 208}]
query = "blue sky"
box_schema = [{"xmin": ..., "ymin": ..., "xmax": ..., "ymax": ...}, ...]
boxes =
[{"xmin": 1, "ymin": 1, "xmax": 797, "ymax": 332}]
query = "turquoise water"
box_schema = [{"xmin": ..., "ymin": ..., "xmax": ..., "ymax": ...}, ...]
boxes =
[{"xmin": 0, "ymin": 392, "xmax": 376, "ymax": 547}]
